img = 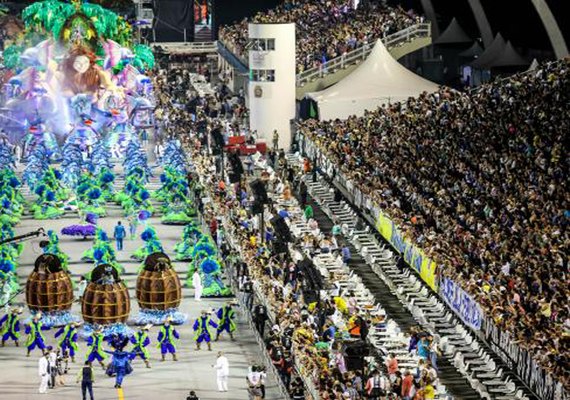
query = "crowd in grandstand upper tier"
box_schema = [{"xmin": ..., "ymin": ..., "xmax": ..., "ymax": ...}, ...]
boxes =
[
  {"xmin": 152, "ymin": 58, "xmax": 249, "ymax": 149},
  {"xmin": 299, "ymin": 59, "xmax": 570, "ymax": 389},
  {"xmin": 219, "ymin": 0, "xmax": 421, "ymax": 73}
]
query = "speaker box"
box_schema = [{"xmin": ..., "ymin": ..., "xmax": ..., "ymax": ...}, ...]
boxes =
[
  {"xmin": 228, "ymin": 151, "xmax": 244, "ymax": 175},
  {"xmin": 251, "ymin": 201, "xmax": 264, "ymax": 215},
  {"xmin": 345, "ymin": 356, "xmax": 365, "ymax": 372},
  {"xmin": 344, "ymin": 340, "xmax": 369, "ymax": 357},
  {"xmin": 344, "ymin": 340, "xmax": 368, "ymax": 372},
  {"xmin": 270, "ymin": 216, "xmax": 292, "ymax": 242},
  {"xmin": 211, "ymin": 127, "xmax": 224, "ymax": 154},
  {"xmin": 302, "ymin": 289, "xmax": 319, "ymax": 305},
  {"xmin": 250, "ymin": 179, "xmax": 268, "ymax": 204},
  {"xmin": 299, "ymin": 258, "xmax": 324, "ymax": 291},
  {"xmin": 273, "ymin": 239, "xmax": 288, "ymax": 254},
  {"xmin": 228, "ymin": 172, "xmax": 240, "ymax": 184}
]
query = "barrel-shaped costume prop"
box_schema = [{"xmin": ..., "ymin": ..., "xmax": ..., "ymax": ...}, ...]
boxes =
[
  {"xmin": 82, "ymin": 264, "xmax": 130, "ymax": 324},
  {"xmin": 26, "ymin": 254, "xmax": 74, "ymax": 312},
  {"xmin": 136, "ymin": 252, "xmax": 181, "ymax": 311}
]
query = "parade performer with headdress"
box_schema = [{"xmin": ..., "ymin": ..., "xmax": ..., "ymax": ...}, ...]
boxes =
[
  {"xmin": 29, "ymin": 168, "xmax": 67, "ymax": 220},
  {"xmin": 105, "ymin": 335, "xmax": 136, "ymax": 389},
  {"xmin": 43, "ymin": 230, "xmax": 70, "ymax": 271},
  {"xmin": 0, "ymin": 262, "xmax": 20, "ymax": 307},
  {"xmin": 157, "ymin": 317, "xmax": 179, "ymax": 361},
  {"xmin": 55, "ymin": 321, "xmax": 79, "ymax": 362},
  {"xmin": 1, "ymin": 307, "xmax": 22, "ymax": 347},
  {"xmin": 215, "ymin": 302, "xmax": 237, "ymax": 342},
  {"xmin": 25, "ymin": 313, "xmax": 50, "ymax": 357},
  {"xmin": 193, "ymin": 310, "xmax": 217, "ymax": 351},
  {"xmin": 132, "ymin": 226, "xmax": 162, "ymax": 262},
  {"xmin": 85, "ymin": 326, "xmax": 107, "ymax": 369},
  {"xmin": 174, "ymin": 223, "xmax": 203, "ymax": 261},
  {"xmin": 130, "ymin": 324, "xmax": 152, "ymax": 368}
]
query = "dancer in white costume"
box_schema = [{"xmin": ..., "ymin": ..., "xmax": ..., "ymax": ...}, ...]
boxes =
[{"xmin": 38, "ymin": 352, "xmax": 49, "ymax": 394}]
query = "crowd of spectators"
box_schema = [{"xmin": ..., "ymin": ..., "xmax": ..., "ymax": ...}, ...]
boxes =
[
  {"xmin": 299, "ymin": 59, "xmax": 570, "ymax": 389},
  {"xmin": 154, "ymin": 57, "xmax": 446, "ymax": 398},
  {"xmin": 219, "ymin": 0, "xmax": 421, "ymax": 73},
  {"xmin": 151, "ymin": 56, "xmax": 249, "ymax": 151},
  {"xmin": 192, "ymin": 146, "xmax": 444, "ymax": 399}
]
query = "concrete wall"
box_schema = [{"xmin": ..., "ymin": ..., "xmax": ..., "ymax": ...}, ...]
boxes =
[{"xmin": 248, "ymin": 23, "xmax": 296, "ymax": 150}]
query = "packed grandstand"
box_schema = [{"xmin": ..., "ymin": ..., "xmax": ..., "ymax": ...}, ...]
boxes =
[
  {"xmin": 299, "ymin": 59, "xmax": 569, "ymax": 387},
  {"xmin": 0, "ymin": 1, "xmax": 568, "ymax": 400},
  {"xmin": 219, "ymin": 0, "xmax": 423, "ymax": 73}
]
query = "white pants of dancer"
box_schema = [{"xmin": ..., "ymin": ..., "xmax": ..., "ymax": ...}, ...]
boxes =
[
  {"xmin": 195, "ymin": 285, "xmax": 203, "ymax": 301},
  {"xmin": 39, "ymin": 374, "xmax": 49, "ymax": 393},
  {"xmin": 217, "ymin": 375, "xmax": 228, "ymax": 391}
]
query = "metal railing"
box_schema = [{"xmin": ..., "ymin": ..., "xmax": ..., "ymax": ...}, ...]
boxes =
[
  {"xmin": 296, "ymin": 22, "xmax": 431, "ymax": 87},
  {"xmin": 218, "ymin": 39, "xmax": 249, "ymax": 67},
  {"xmin": 223, "ymin": 259, "xmax": 294, "ymax": 400},
  {"xmin": 151, "ymin": 41, "xmax": 217, "ymax": 53},
  {"xmin": 222, "ymin": 229, "xmax": 316, "ymax": 400}
]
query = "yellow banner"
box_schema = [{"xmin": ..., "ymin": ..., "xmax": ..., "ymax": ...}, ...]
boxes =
[
  {"xmin": 374, "ymin": 211, "xmax": 438, "ymax": 291},
  {"xmin": 375, "ymin": 213, "xmax": 392, "ymax": 240}
]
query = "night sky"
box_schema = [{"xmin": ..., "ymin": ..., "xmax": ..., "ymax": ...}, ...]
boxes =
[{"xmin": 387, "ymin": 0, "xmax": 568, "ymax": 54}]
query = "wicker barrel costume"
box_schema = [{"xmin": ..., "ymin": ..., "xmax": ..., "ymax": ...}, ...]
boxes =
[
  {"xmin": 82, "ymin": 264, "xmax": 130, "ymax": 324},
  {"xmin": 136, "ymin": 252, "xmax": 181, "ymax": 311},
  {"xmin": 26, "ymin": 254, "xmax": 73, "ymax": 313}
]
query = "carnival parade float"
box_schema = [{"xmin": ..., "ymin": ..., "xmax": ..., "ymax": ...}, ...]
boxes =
[
  {"xmin": 1, "ymin": 0, "xmax": 155, "ymax": 174},
  {"xmin": 0, "ymin": 0, "xmax": 231, "ymax": 339}
]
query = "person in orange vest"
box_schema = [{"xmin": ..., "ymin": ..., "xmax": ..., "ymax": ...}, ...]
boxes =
[
  {"xmin": 348, "ymin": 318, "xmax": 361, "ymax": 338},
  {"xmin": 302, "ymin": 158, "xmax": 311, "ymax": 174},
  {"xmin": 218, "ymin": 180, "xmax": 226, "ymax": 197}
]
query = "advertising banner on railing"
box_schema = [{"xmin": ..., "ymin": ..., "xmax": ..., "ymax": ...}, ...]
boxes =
[
  {"xmin": 484, "ymin": 317, "xmax": 569, "ymax": 400},
  {"xmin": 439, "ymin": 277, "xmax": 483, "ymax": 330},
  {"xmin": 374, "ymin": 212, "xmax": 438, "ymax": 291}
]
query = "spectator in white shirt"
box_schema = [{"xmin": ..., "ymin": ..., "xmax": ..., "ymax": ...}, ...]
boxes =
[{"xmin": 38, "ymin": 352, "xmax": 49, "ymax": 394}]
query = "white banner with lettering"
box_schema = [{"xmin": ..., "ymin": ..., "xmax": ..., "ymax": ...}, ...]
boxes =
[{"xmin": 439, "ymin": 277, "xmax": 483, "ymax": 330}]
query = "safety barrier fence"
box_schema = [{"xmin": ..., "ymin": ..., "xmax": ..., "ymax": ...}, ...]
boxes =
[
  {"xmin": 223, "ymin": 224, "xmax": 319, "ymax": 400},
  {"xmin": 192, "ymin": 152, "xmax": 317, "ymax": 400},
  {"xmin": 223, "ymin": 255, "xmax": 294, "ymax": 400}
]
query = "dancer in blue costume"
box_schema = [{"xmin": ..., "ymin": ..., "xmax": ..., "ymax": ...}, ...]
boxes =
[
  {"xmin": 1, "ymin": 307, "xmax": 22, "ymax": 347},
  {"xmin": 130, "ymin": 324, "xmax": 152, "ymax": 368},
  {"xmin": 215, "ymin": 302, "xmax": 237, "ymax": 342},
  {"xmin": 85, "ymin": 326, "xmax": 107, "ymax": 369},
  {"xmin": 157, "ymin": 318, "xmax": 179, "ymax": 361},
  {"xmin": 193, "ymin": 310, "xmax": 217, "ymax": 351},
  {"xmin": 55, "ymin": 322, "xmax": 79, "ymax": 362},
  {"xmin": 25, "ymin": 313, "xmax": 50, "ymax": 357},
  {"xmin": 105, "ymin": 335, "xmax": 136, "ymax": 388}
]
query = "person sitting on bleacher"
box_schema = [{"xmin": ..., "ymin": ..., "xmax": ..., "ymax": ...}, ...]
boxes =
[
  {"xmin": 341, "ymin": 244, "xmax": 351, "ymax": 265},
  {"xmin": 303, "ymin": 204, "xmax": 313, "ymax": 220},
  {"xmin": 320, "ymin": 236, "xmax": 332, "ymax": 253},
  {"xmin": 308, "ymin": 218, "xmax": 319, "ymax": 236}
]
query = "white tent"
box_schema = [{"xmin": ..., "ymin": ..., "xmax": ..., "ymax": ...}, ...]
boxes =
[{"xmin": 306, "ymin": 39, "xmax": 439, "ymax": 121}]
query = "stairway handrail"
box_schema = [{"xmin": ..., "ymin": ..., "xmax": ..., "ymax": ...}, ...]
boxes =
[
  {"xmin": 217, "ymin": 39, "xmax": 249, "ymax": 67},
  {"xmin": 296, "ymin": 22, "xmax": 431, "ymax": 87}
]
